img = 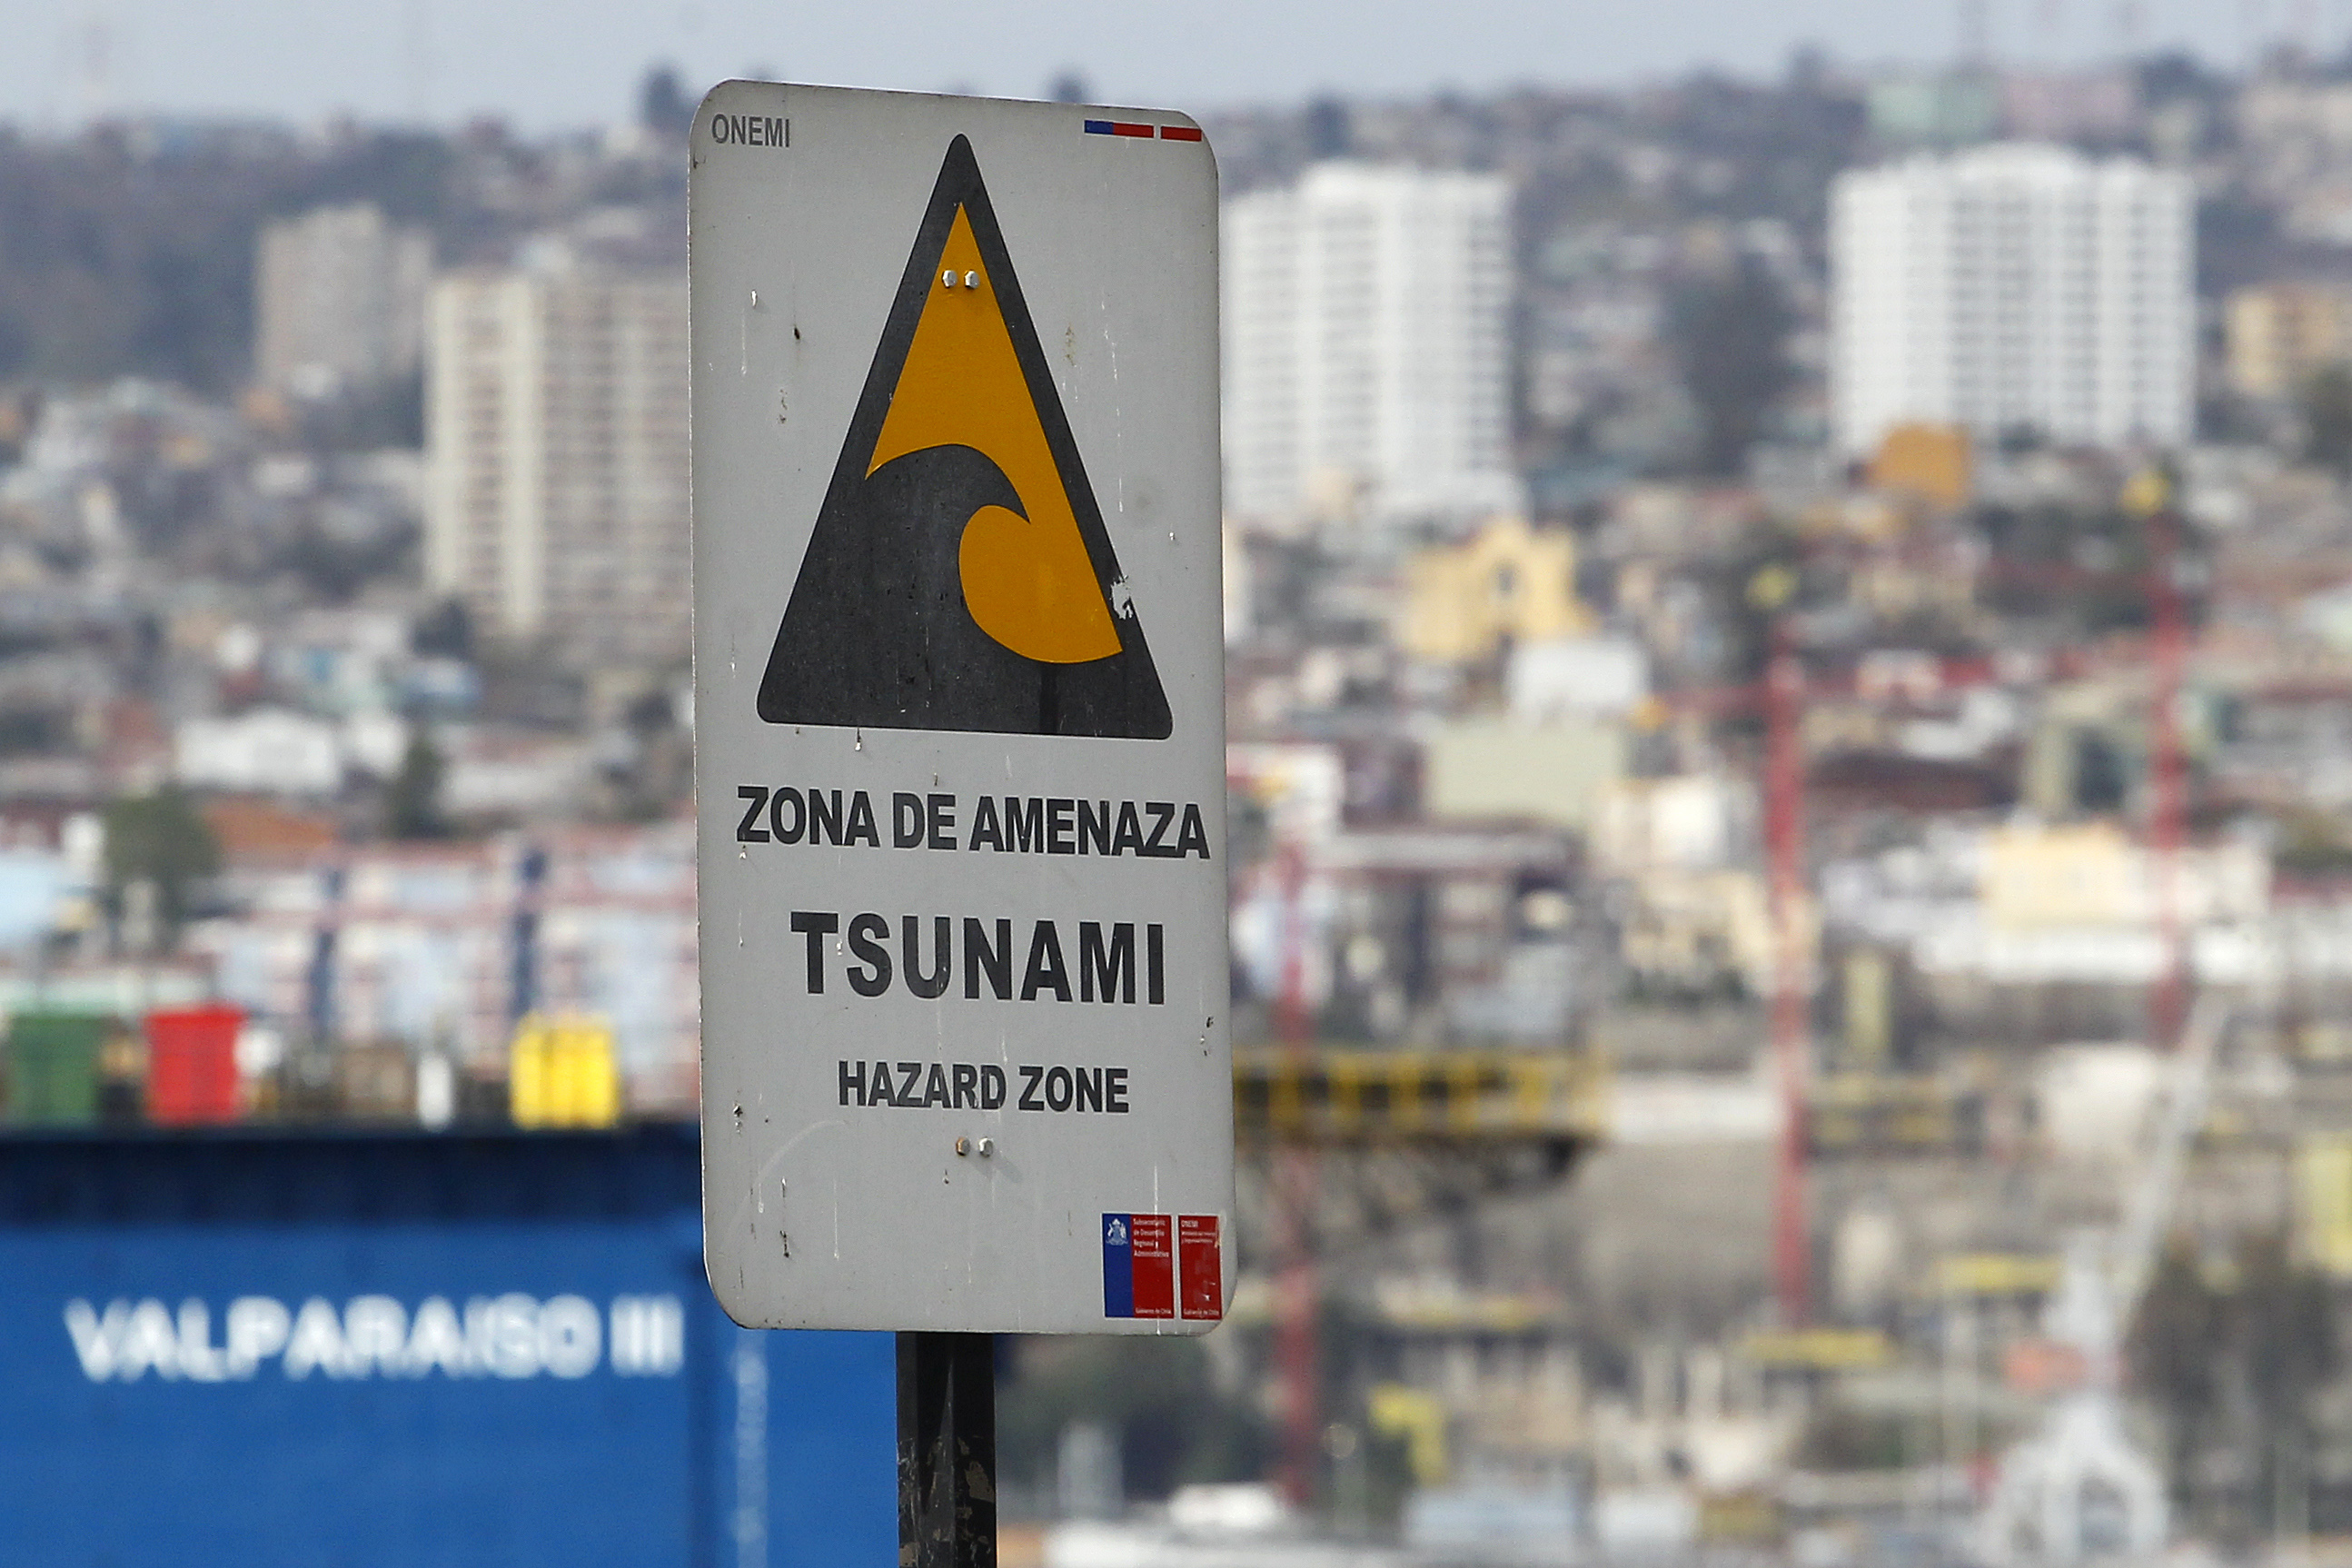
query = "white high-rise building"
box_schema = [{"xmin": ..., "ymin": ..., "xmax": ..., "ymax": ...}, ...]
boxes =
[
  {"xmin": 1224, "ymin": 163, "xmax": 1517, "ymax": 527},
  {"xmin": 255, "ymin": 203, "xmax": 432, "ymax": 394},
  {"xmin": 1831, "ymin": 144, "xmax": 2195, "ymax": 457},
  {"xmin": 423, "ymin": 261, "xmax": 690, "ymax": 669}
]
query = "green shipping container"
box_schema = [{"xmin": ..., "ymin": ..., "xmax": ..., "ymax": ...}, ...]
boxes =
[{"xmin": 5, "ymin": 1011, "xmax": 108, "ymax": 1127}]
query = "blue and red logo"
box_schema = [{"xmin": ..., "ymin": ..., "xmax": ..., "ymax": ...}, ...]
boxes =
[{"xmin": 1102, "ymin": 1213, "xmax": 1221, "ymax": 1321}]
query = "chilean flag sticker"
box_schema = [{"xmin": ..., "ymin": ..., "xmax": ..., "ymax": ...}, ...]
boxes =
[{"xmin": 1103, "ymin": 1213, "xmax": 1222, "ymax": 1322}]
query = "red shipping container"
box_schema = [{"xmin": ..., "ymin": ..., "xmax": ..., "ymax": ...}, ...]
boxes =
[{"xmin": 144, "ymin": 1004, "xmax": 244, "ymax": 1126}]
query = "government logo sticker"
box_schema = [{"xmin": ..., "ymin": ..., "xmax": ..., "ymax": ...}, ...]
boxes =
[
  {"xmin": 757, "ymin": 136, "xmax": 1173, "ymax": 739},
  {"xmin": 1100, "ymin": 1212, "xmax": 1222, "ymax": 1321}
]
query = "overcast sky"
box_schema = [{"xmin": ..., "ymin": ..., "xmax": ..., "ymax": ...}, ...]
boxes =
[{"xmin": 0, "ymin": 0, "xmax": 2309, "ymax": 133}]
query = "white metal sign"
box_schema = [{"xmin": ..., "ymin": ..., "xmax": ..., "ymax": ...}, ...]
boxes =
[{"xmin": 690, "ymin": 83, "xmax": 1230, "ymax": 1334}]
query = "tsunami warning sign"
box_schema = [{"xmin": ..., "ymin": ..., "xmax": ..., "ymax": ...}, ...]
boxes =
[
  {"xmin": 690, "ymin": 83, "xmax": 1231, "ymax": 1335},
  {"xmin": 759, "ymin": 136, "xmax": 1170, "ymax": 739}
]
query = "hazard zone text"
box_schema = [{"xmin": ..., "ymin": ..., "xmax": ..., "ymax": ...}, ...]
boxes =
[
  {"xmin": 734, "ymin": 786, "xmax": 1211, "ymax": 860},
  {"xmin": 836, "ymin": 1059, "xmax": 1132, "ymax": 1112},
  {"xmin": 789, "ymin": 913, "xmax": 1164, "ymax": 1004}
]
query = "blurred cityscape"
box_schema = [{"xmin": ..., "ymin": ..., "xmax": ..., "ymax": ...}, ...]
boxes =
[{"xmin": 14, "ymin": 40, "xmax": 2352, "ymax": 1568}]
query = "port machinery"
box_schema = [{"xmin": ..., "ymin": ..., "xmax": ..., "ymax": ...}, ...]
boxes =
[{"xmin": 1229, "ymin": 1046, "xmax": 1607, "ymax": 1252}]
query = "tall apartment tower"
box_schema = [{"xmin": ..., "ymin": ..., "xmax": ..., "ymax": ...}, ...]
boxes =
[
  {"xmin": 422, "ymin": 262, "xmax": 690, "ymax": 669},
  {"xmin": 1224, "ymin": 163, "xmax": 1517, "ymax": 528},
  {"xmin": 1831, "ymin": 144, "xmax": 2195, "ymax": 456},
  {"xmin": 254, "ymin": 203, "xmax": 432, "ymax": 394}
]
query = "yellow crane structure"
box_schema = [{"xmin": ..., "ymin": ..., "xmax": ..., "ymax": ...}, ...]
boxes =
[
  {"xmin": 1229, "ymin": 1047, "xmax": 1607, "ymax": 1255},
  {"xmin": 1234, "ymin": 1047, "xmax": 1606, "ymax": 1148}
]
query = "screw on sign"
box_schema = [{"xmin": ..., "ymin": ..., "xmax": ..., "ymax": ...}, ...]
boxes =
[{"xmin": 690, "ymin": 83, "xmax": 1229, "ymax": 1568}]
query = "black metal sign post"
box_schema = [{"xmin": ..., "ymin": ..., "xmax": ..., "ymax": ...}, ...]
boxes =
[{"xmin": 898, "ymin": 1332, "xmax": 996, "ymax": 1568}]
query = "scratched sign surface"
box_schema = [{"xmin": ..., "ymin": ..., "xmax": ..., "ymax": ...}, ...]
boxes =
[{"xmin": 690, "ymin": 83, "xmax": 1231, "ymax": 1333}]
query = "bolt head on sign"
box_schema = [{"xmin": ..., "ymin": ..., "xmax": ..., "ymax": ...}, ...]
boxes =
[{"xmin": 690, "ymin": 83, "xmax": 1232, "ymax": 1335}]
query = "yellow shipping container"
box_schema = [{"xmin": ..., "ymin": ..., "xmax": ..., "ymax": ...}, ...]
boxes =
[
  {"xmin": 2297, "ymin": 1136, "xmax": 2352, "ymax": 1277},
  {"xmin": 510, "ymin": 1015, "xmax": 621, "ymax": 1129},
  {"xmin": 1937, "ymin": 1252, "xmax": 2061, "ymax": 1297},
  {"xmin": 1738, "ymin": 1327, "xmax": 1892, "ymax": 1371}
]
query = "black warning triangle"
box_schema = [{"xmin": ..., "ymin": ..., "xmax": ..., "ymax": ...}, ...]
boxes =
[{"xmin": 756, "ymin": 136, "xmax": 1172, "ymax": 739}]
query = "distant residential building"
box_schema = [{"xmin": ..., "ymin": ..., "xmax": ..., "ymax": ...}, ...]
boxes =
[
  {"xmin": 1866, "ymin": 422, "xmax": 1972, "ymax": 509},
  {"xmin": 440, "ymin": 729, "xmax": 594, "ymax": 819},
  {"xmin": 1221, "ymin": 523, "xmax": 1253, "ymax": 644},
  {"xmin": 1615, "ymin": 868, "xmax": 1783, "ymax": 1000},
  {"xmin": 1420, "ymin": 718, "xmax": 1626, "ymax": 830},
  {"xmin": 2238, "ymin": 75, "xmax": 2352, "ymax": 146},
  {"xmin": 1999, "ymin": 69, "xmax": 2139, "ymax": 144},
  {"xmin": 1224, "ymin": 162, "xmax": 1517, "ymax": 527},
  {"xmin": 1226, "ymin": 741, "xmax": 1347, "ymax": 848},
  {"xmin": 254, "ymin": 203, "xmax": 432, "ymax": 394},
  {"xmin": 174, "ymin": 710, "xmax": 344, "ymax": 796},
  {"xmin": 2238, "ymin": 79, "xmax": 2352, "ymax": 242},
  {"xmin": 1245, "ymin": 822, "xmax": 1577, "ymax": 1045},
  {"xmin": 1864, "ymin": 71, "xmax": 2001, "ymax": 147},
  {"xmin": 423, "ymin": 262, "xmax": 690, "ymax": 669},
  {"xmin": 2238, "ymin": 77, "xmax": 2352, "ymax": 202},
  {"xmin": 2225, "ymin": 283, "xmax": 2352, "ymax": 401},
  {"xmin": 1830, "ymin": 144, "xmax": 2194, "ymax": 456},
  {"xmin": 1400, "ymin": 517, "xmax": 1588, "ymax": 664},
  {"xmin": 1980, "ymin": 822, "xmax": 2268, "ymax": 930},
  {"xmin": 199, "ymin": 798, "xmax": 341, "ymax": 863},
  {"xmin": 174, "ymin": 709, "xmax": 410, "ymax": 797},
  {"xmin": 1592, "ymin": 774, "xmax": 1753, "ymax": 878},
  {"xmin": 1508, "ymin": 636, "xmax": 1647, "ymax": 723}
]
